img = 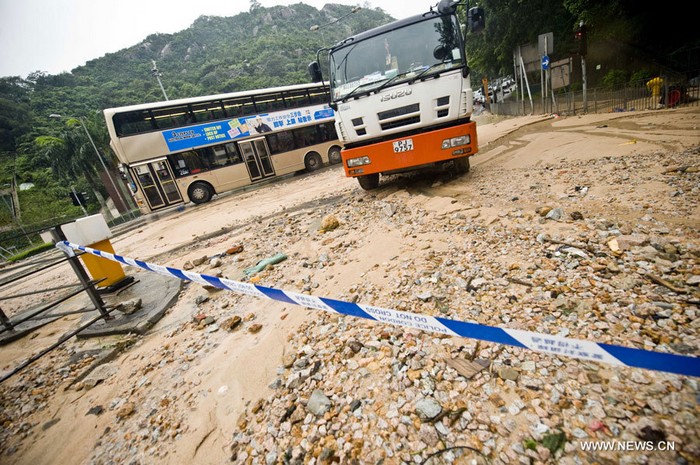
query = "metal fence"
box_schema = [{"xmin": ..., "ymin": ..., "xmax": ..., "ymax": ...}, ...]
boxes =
[
  {"xmin": 0, "ymin": 226, "xmax": 116, "ymax": 383},
  {"xmin": 491, "ymin": 77, "xmax": 700, "ymax": 116}
]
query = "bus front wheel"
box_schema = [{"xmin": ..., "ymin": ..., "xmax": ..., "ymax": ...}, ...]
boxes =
[
  {"xmin": 357, "ymin": 173, "xmax": 379, "ymax": 190},
  {"xmin": 189, "ymin": 182, "xmax": 213, "ymax": 204},
  {"xmin": 305, "ymin": 152, "xmax": 323, "ymax": 172}
]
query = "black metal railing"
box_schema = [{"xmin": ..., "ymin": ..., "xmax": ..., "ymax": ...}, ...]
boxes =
[
  {"xmin": 490, "ymin": 76, "xmax": 700, "ymax": 116},
  {"xmin": 0, "ymin": 226, "xmax": 114, "ymax": 383}
]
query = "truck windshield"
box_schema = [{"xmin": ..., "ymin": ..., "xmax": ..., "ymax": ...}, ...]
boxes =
[{"xmin": 330, "ymin": 15, "xmax": 463, "ymax": 102}]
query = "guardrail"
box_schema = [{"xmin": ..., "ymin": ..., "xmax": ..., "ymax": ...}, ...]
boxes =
[
  {"xmin": 491, "ymin": 78, "xmax": 700, "ymax": 116},
  {"xmin": 0, "ymin": 227, "xmax": 114, "ymax": 383}
]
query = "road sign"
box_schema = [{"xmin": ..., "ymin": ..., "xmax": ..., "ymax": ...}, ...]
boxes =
[
  {"xmin": 541, "ymin": 55, "xmax": 550, "ymax": 70},
  {"xmin": 538, "ymin": 32, "xmax": 554, "ymax": 55},
  {"xmin": 551, "ymin": 58, "xmax": 572, "ymax": 90}
]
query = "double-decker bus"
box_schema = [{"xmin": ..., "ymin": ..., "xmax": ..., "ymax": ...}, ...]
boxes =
[
  {"xmin": 103, "ymin": 82, "xmax": 341, "ymax": 213},
  {"xmin": 309, "ymin": 0, "xmax": 484, "ymax": 190}
]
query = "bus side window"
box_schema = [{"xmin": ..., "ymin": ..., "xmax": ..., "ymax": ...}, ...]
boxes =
[
  {"xmin": 254, "ymin": 93, "xmax": 285, "ymax": 113},
  {"xmin": 293, "ymin": 126, "xmax": 318, "ymax": 148},
  {"xmin": 284, "ymin": 89, "xmax": 312, "ymax": 109},
  {"xmin": 114, "ymin": 110, "xmax": 156, "ymax": 137},
  {"xmin": 168, "ymin": 154, "xmax": 190, "ymax": 177},
  {"xmin": 319, "ymin": 123, "xmax": 335, "ymax": 142},
  {"xmin": 211, "ymin": 145, "xmax": 229, "ymax": 167},
  {"xmin": 266, "ymin": 134, "xmax": 280, "ymax": 154},
  {"xmin": 223, "ymin": 97, "xmax": 255, "ymax": 118},
  {"xmin": 191, "ymin": 101, "xmax": 226, "ymax": 122},
  {"xmin": 196, "ymin": 147, "xmax": 215, "ymax": 169},
  {"xmin": 225, "ymin": 143, "xmax": 242, "ymax": 164},
  {"xmin": 209, "ymin": 104, "xmax": 226, "ymax": 120},
  {"xmin": 281, "ymin": 131, "xmax": 295, "ymax": 152},
  {"xmin": 308, "ymin": 90, "xmax": 328, "ymax": 105},
  {"xmin": 179, "ymin": 150, "xmax": 208, "ymax": 173},
  {"xmin": 266, "ymin": 132, "xmax": 294, "ymax": 154},
  {"xmin": 152, "ymin": 105, "xmax": 192, "ymax": 130}
]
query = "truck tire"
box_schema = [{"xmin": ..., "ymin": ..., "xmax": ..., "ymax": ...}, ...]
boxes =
[
  {"xmin": 454, "ymin": 157, "xmax": 470, "ymax": 174},
  {"xmin": 357, "ymin": 173, "xmax": 379, "ymax": 190}
]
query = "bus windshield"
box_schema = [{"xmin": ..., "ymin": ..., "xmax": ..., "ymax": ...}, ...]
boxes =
[{"xmin": 330, "ymin": 15, "xmax": 463, "ymax": 102}]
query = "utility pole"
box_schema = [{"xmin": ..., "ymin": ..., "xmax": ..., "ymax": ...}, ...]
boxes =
[
  {"xmin": 581, "ymin": 55, "xmax": 587, "ymax": 113},
  {"xmin": 576, "ymin": 21, "xmax": 588, "ymax": 113},
  {"xmin": 151, "ymin": 60, "xmax": 169, "ymax": 101},
  {"xmin": 309, "ymin": 5, "xmax": 361, "ymax": 46}
]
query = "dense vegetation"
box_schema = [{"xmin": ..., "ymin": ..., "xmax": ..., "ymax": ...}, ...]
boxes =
[{"xmin": 0, "ymin": 1, "xmax": 697, "ymax": 254}]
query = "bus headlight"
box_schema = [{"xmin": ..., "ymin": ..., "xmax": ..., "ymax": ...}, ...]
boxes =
[
  {"xmin": 347, "ymin": 156, "xmax": 371, "ymax": 167},
  {"xmin": 441, "ymin": 135, "xmax": 470, "ymax": 149}
]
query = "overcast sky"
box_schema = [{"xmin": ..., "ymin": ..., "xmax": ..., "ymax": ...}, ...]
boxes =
[{"xmin": 0, "ymin": 0, "xmax": 436, "ymax": 78}]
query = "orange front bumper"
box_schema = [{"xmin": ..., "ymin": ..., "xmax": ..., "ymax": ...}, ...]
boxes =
[{"xmin": 342, "ymin": 121, "xmax": 478, "ymax": 177}]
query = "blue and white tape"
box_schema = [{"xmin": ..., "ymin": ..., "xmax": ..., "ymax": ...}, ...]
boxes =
[{"xmin": 56, "ymin": 241, "xmax": 700, "ymax": 378}]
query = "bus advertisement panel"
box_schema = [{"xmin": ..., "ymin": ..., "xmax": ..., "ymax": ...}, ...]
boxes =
[{"xmin": 162, "ymin": 104, "xmax": 335, "ymax": 152}]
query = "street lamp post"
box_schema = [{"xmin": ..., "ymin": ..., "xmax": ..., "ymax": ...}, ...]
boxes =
[
  {"xmin": 49, "ymin": 114, "xmax": 132, "ymax": 220},
  {"xmin": 151, "ymin": 60, "xmax": 169, "ymax": 101},
  {"xmin": 310, "ymin": 6, "xmax": 361, "ymax": 45}
]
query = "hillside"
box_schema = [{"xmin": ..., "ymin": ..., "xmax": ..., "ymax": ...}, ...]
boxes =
[
  {"xmin": 0, "ymin": 3, "xmax": 393, "ymax": 247},
  {"xmin": 31, "ymin": 3, "xmax": 394, "ymax": 115}
]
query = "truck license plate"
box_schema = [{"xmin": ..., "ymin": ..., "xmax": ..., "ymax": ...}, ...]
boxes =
[{"xmin": 393, "ymin": 139, "xmax": 414, "ymax": 153}]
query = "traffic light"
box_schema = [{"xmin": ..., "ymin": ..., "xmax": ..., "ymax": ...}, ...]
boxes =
[{"xmin": 575, "ymin": 22, "xmax": 587, "ymax": 56}]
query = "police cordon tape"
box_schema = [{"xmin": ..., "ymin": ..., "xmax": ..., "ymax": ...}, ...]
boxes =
[{"xmin": 56, "ymin": 241, "xmax": 700, "ymax": 378}]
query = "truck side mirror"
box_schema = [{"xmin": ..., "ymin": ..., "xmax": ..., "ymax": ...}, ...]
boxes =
[
  {"xmin": 308, "ymin": 61, "xmax": 323, "ymax": 83},
  {"xmin": 437, "ymin": 0, "xmax": 459, "ymax": 14},
  {"xmin": 468, "ymin": 7, "xmax": 485, "ymax": 34}
]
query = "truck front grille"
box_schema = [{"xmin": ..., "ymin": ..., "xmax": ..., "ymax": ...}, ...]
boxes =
[{"xmin": 380, "ymin": 116, "xmax": 421, "ymax": 130}]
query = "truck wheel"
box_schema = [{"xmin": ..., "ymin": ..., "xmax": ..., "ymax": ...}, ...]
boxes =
[
  {"xmin": 454, "ymin": 157, "xmax": 470, "ymax": 174},
  {"xmin": 188, "ymin": 182, "xmax": 213, "ymax": 204},
  {"xmin": 357, "ymin": 173, "xmax": 379, "ymax": 190}
]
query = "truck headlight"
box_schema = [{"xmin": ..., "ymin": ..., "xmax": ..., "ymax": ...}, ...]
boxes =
[
  {"xmin": 347, "ymin": 156, "xmax": 371, "ymax": 167},
  {"xmin": 441, "ymin": 135, "xmax": 470, "ymax": 149}
]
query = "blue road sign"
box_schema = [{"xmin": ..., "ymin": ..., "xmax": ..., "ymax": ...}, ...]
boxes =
[{"xmin": 542, "ymin": 55, "xmax": 550, "ymax": 70}]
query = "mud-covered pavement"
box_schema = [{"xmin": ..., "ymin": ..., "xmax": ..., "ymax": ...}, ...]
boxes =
[{"xmin": 1, "ymin": 107, "xmax": 699, "ymax": 465}]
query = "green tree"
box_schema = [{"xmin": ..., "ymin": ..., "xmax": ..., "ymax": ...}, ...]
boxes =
[
  {"xmin": 35, "ymin": 121, "xmax": 107, "ymax": 206},
  {"xmin": 602, "ymin": 69, "xmax": 628, "ymax": 89},
  {"xmin": 0, "ymin": 77, "xmax": 34, "ymax": 154},
  {"xmin": 464, "ymin": 0, "xmax": 576, "ymax": 78}
]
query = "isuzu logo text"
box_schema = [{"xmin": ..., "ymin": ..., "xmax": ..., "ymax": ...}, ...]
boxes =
[{"xmin": 380, "ymin": 88, "xmax": 413, "ymax": 102}]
